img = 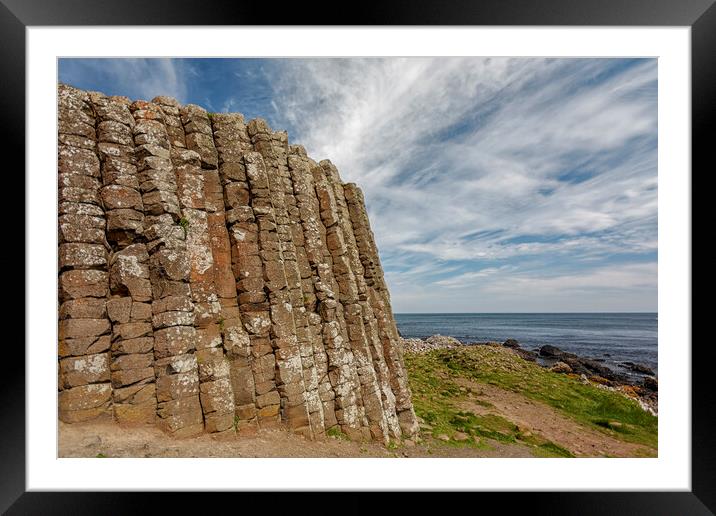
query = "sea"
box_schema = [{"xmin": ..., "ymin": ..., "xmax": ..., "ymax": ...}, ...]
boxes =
[{"xmin": 395, "ymin": 313, "xmax": 658, "ymax": 374}]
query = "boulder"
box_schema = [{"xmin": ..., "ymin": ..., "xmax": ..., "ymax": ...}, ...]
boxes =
[
  {"xmin": 643, "ymin": 376, "xmax": 658, "ymax": 391},
  {"xmin": 503, "ymin": 338, "xmax": 520, "ymax": 348},
  {"xmin": 550, "ymin": 361, "xmax": 573, "ymax": 374}
]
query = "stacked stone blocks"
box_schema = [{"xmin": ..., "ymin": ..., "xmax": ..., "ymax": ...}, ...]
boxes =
[{"xmin": 57, "ymin": 84, "xmax": 418, "ymax": 443}]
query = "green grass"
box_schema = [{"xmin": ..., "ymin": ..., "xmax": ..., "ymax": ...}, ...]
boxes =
[
  {"xmin": 95, "ymin": 453, "xmax": 107, "ymax": 458},
  {"xmin": 405, "ymin": 347, "xmax": 657, "ymax": 452},
  {"xmin": 406, "ymin": 350, "xmax": 570, "ymax": 456},
  {"xmin": 178, "ymin": 217, "xmax": 190, "ymax": 238},
  {"xmin": 326, "ymin": 426, "xmax": 349, "ymax": 440}
]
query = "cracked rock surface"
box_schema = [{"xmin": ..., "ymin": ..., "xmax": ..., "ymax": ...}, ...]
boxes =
[{"xmin": 57, "ymin": 84, "xmax": 418, "ymax": 442}]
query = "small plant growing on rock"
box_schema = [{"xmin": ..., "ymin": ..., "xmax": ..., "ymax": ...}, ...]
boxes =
[
  {"xmin": 217, "ymin": 316, "xmax": 225, "ymax": 332},
  {"xmin": 95, "ymin": 453, "xmax": 107, "ymax": 458},
  {"xmin": 178, "ymin": 217, "xmax": 190, "ymax": 238},
  {"xmin": 326, "ymin": 426, "xmax": 348, "ymax": 440}
]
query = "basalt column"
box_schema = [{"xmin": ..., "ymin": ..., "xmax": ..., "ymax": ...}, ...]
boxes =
[
  {"xmin": 247, "ymin": 120, "xmax": 314, "ymax": 438},
  {"xmin": 210, "ymin": 113, "xmax": 266, "ymax": 434},
  {"xmin": 176, "ymin": 102, "xmax": 239, "ymax": 436},
  {"xmin": 58, "ymin": 85, "xmax": 113, "ymax": 423},
  {"xmin": 130, "ymin": 100, "xmax": 204, "ymax": 438},
  {"xmin": 287, "ymin": 146, "xmax": 340, "ymax": 436},
  {"xmin": 90, "ymin": 92, "xmax": 156, "ymax": 425},
  {"xmin": 310, "ymin": 159, "xmax": 368, "ymax": 440},
  {"xmin": 240, "ymin": 142, "xmax": 298, "ymax": 430},
  {"xmin": 57, "ymin": 85, "xmax": 418, "ymax": 442},
  {"xmin": 321, "ymin": 161, "xmax": 399, "ymax": 441},
  {"xmin": 344, "ymin": 184, "xmax": 419, "ymax": 435}
]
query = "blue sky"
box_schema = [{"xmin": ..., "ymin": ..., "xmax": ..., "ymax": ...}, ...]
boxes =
[{"xmin": 59, "ymin": 58, "xmax": 658, "ymax": 313}]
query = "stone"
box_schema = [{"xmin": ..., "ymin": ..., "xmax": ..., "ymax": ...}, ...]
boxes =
[
  {"xmin": 113, "ymin": 400, "xmax": 157, "ymax": 424},
  {"xmin": 59, "ymin": 319, "xmax": 110, "ymax": 340},
  {"xmin": 59, "ymin": 335, "xmax": 111, "ymax": 357},
  {"xmin": 58, "ymin": 146, "xmax": 100, "ymax": 177},
  {"xmin": 112, "ymin": 382, "xmax": 155, "ymax": 404},
  {"xmin": 58, "ymin": 221, "xmax": 105, "ymax": 245},
  {"xmin": 111, "ymin": 337, "xmax": 154, "ymax": 355},
  {"xmin": 199, "ymin": 379, "xmax": 234, "ymax": 413},
  {"xmin": 643, "ymin": 376, "xmax": 658, "ymax": 391},
  {"xmin": 113, "ymin": 322, "xmax": 153, "ymax": 340},
  {"xmin": 56, "ymin": 85, "xmax": 420, "ymax": 442},
  {"xmin": 106, "ymin": 297, "xmax": 132, "ymax": 324},
  {"xmin": 58, "ymin": 186, "xmax": 101, "ymax": 206},
  {"xmin": 110, "ymin": 352, "xmax": 154, "ymax": 371},
  {"xmin": 257, "ymin": 404, "xmax": 280, "ymax": 419},
  {"xmin": 154, "ymin": 248, "xmax": 190, "ymax": 281},
  {"xmin": 152, "ymin": 295, "xmax": 194, "ymax": 314},
  {"xmin": 131, "ymin": 302, "xmax": 152, "ymax": 321},
  {"xmin": 453, "ymin": 431, "xmax": 470, "ymax": 442},
  {"xmin": 59, "ymin": 383, "xmax": 112, "ymax": 423},
  {"xmin": 59, "ymin": 298, "xmax": 107, "ymax": 320},
  {"xmin": 156, "ymin": 371, "xmax": 200, "ymax": 402},
  {"xmin": 59, "ymin": 353, "xmax": 110, "ymax": 388},
  {"xmin": 107, "ymin": 209, "xmax": 144, "ymax": 235},
  {"xmin": 59, "ymin": 243, "xmax": 107, "ymax": 269},
  {"xmin": 58, "ymin": 173, "xmax": 101, "ymax": 191},
  {"xmin": 111, "ymin": 367, "xmax": 154, "ymax": 388},
  {"xmin": 551, "ymin": 361, "xmax": 573, "ymax": 374},
  {"xmin": 154, "ymin": 326, "xmax": 198, "ymax": 359},
  {"xmin": 256, "ymin": 390, "xmax": 281, "ymax": 408},
  {"xmin": 153, "ymin": 310, "xmax": 195, "ymax": 329}
]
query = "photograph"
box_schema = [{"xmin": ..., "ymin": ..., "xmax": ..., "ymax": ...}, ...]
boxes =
[{"xmin": 56, "ymin": 56, "xmax": 658, "ymax": 459}]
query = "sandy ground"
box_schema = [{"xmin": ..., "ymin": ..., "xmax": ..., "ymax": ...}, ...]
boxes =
[{"xmin": 58, "ymin": 419, "xmax": 538, "ymax": 458}]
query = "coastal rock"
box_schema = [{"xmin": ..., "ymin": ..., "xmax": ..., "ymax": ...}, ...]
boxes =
[
  {"xmin": 426, "ymin": 335, "xmax": 462, "ymax": 347},
  {"xmin": 620, "ymin": 362, "xmax": 656, "ymax": 376},
  {"xmin": 400, "ymin": 335, "xmax": 464, "ymax": 353},
  {"xmin": 539, "ymin": 344, "xmax": 572, "ymax": 359},
  {"xmin": 57, "ymin": 84, "xmax": 418, "ymax": 443},
  {"xmin": 550, "ymin": 361, "xmax": 573, "ymax": 374},
  {"xmin": 539, "ymin": 345, "xmax": 630, "ymax": 384},
  {"xmin": 512, "ymin": 348, "xmax": 538, "ymax": 362},
  {"xmin": 503, "ymin": 338, "xmax": 520, "ymax": 348},
  {"xmin": 643, "ymin": 376, "xmax": 658, "ymax": 391}
]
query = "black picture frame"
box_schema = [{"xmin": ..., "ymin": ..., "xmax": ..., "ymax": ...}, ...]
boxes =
[{"xmin": 4, "ymin": 0, "xmax": 710, "ymax": 513}]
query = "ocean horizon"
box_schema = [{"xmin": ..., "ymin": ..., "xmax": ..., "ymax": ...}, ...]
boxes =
[{"xmin": 394, "ymin": 312, "xmax": 658, "ymax": 374}]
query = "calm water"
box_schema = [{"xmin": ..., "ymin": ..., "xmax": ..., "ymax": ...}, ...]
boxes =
[{"xmin": 395, "ymin": 313, "xmax": 657, "ymax": 372}]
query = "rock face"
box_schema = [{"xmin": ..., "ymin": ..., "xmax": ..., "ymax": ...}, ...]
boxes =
[{"xmin": 57, "ymin": 84, "xmax": 418, "ymax": 442}]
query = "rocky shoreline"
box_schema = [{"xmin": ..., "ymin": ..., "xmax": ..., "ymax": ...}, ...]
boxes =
[{"xmin": 401, "ymin": 335, "xmax": 658, "ymax": 415}]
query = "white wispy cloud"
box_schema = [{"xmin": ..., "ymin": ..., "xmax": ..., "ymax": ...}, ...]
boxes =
[
  {"xmin": 60, "ymin": 57, "xmax": 657, "ymax": 312},
  {"xmin": 61, "ymin": 58, "xmax": 188, "ymax": 103},
  {"xmin": 265, "ymin": 58, "xmax": 657, "ymax": 312}
]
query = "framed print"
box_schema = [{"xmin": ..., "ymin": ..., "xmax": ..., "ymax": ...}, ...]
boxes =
[{"xmin": 5, "ymin": 0, "xmax": 712, "ymax": 513}]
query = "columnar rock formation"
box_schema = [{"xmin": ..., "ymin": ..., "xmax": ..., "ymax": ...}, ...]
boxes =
[{"xmin": 57, "ymin": 84, "xmax": 419, "ymax": 443}]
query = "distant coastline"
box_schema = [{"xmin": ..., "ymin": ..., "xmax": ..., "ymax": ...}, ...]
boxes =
[{"xmin": 395, "ymin": 312, "xmax": 658, "ymax": 375}]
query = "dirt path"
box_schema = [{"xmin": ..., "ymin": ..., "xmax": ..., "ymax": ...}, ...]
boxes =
[
  {"xmin": 58, "ymin": 420, "xmax": 538, "ymax": 458},
  {"xmin": 455, "ymin": 378, "xmax": 654, "ymax": 457}
]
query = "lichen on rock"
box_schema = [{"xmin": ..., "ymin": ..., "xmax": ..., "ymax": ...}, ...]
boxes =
[{"xmin": 57, "ymin": 84, "xmax": 418, "ymax": 443}]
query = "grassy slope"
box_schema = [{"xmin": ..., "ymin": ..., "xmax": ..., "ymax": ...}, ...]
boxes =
[{"xmin": 404, "ymin": 346, "xmax": 657, "ymax": 456}]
